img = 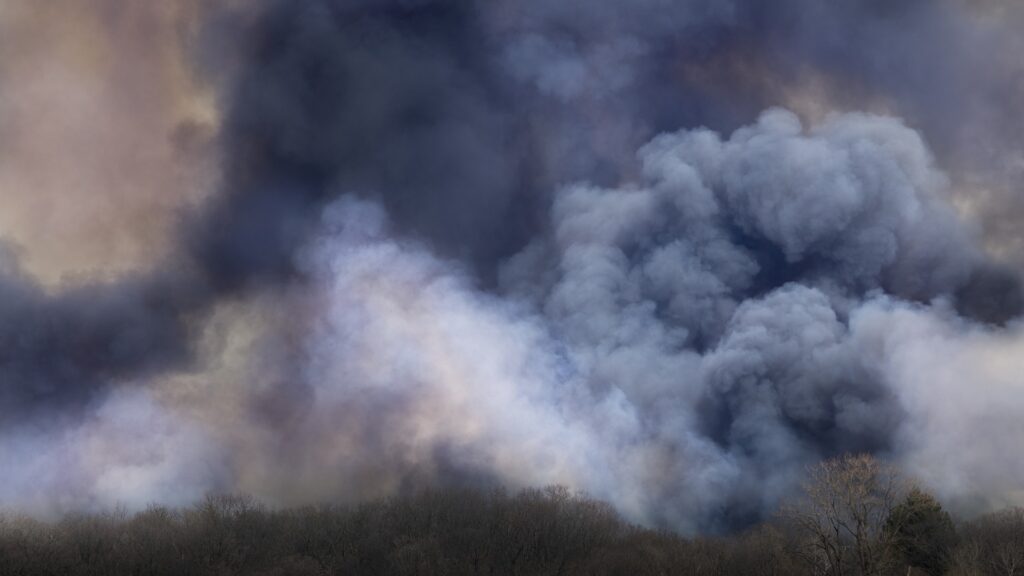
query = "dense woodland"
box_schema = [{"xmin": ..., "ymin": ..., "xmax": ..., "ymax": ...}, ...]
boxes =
[{"xmin": 1, "ymin": 455, "xmax": 1021, "ymax": 576}]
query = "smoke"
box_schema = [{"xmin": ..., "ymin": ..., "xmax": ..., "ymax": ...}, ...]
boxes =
[
  {"xmin": 2, "ymin": 0, "xmax": 1024, "ymax": 533},
  {"xmin": 0, "ymin": 257, "xmax": 199, "ymax": 425},
  {"xmin": 0, "ymin": 0, "xmax": 217, "ymax": 285}
]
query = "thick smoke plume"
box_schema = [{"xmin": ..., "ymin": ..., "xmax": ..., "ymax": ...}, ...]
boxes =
[{"xmin": 2, "ymin": 0, "xmax": 1024, "ymax": 533}]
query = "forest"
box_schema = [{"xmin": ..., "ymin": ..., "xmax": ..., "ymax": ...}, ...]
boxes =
[{"xmin": 1, "ymin": 455, "xmax": 1020, "ymax": 576}]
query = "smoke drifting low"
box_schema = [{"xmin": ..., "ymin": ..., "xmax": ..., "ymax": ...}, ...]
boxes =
[{"xmin": 2, "ymin": 0, "xmax": 1024, "ymax": 533}]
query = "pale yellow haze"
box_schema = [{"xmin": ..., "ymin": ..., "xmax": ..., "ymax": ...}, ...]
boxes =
[{"xmin": 0, "ymin": 1, "xmax": 218, "ymax": 285}]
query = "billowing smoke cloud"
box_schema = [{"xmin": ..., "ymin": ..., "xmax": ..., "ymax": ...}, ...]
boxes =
[
  {"xmin": 0, "ymin": 0, "xmax": 219, "ymax": 421},
  {"xmin": 2, "ymin": 0, "xmax": 1024, "ymax": 534},
  {"xmin": 0, "ymin": 259, "xmax": 199, "ymax": 425}
]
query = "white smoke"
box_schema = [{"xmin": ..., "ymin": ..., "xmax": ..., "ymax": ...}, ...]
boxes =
[{"xmin": 2, "ymin": 109, "xmax": 1023, "ymax": 533}]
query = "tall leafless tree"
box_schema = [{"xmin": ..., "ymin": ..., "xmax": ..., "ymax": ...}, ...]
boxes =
[{"xmin": 783, "ymin": 454, "xmax": 907, "ymax": 576}]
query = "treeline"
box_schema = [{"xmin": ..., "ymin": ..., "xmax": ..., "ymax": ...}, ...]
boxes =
[
  {"xmin": 0, "ymin": 456, "xmax": 1022, "ymax": 575},
  {"xmin": 6, "ymin": 487, "xmax": 722, "ymax": 576}
]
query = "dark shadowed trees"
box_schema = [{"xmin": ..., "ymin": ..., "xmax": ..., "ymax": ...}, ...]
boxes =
[
  {"xmin": 949, "ymin": 507, "xmax": 1024, "ymax": 576},
  {"xmin": 0, "ymin": 478, "xmax": 1006, "ymax": 576},
  {"xmin": 885, "ymin": 487, "xmax": 957, "ymax": 576}
]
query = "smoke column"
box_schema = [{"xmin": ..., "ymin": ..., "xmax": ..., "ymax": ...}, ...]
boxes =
[{"xmin": 2, "ymin": 0, "xmax": 1024, "ymax": 532}]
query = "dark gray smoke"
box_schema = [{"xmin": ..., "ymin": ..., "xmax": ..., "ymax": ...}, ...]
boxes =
[
  {"xmin": 189, "ymin": 0, "xmax": 542, "ymax": 287},
  {"xmin": 2, "ymin": 0, "xmax": 1024, "ymax": 532},
  {"xmin": 0, "ymin": 248, "xmax": 204, "ymax": 425},
  {"xmin": 497, "ymin": 107, "xmax": 990, "ymax": 528},
  {"xmin": 191, "ymin": 0, "xmax": 1024, "ymax": 288}
]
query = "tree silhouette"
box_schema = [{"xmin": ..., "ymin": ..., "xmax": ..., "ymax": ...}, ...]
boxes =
[{"xmin": 884, "ymin": 487, "xmax": 957, "ymax": 576}]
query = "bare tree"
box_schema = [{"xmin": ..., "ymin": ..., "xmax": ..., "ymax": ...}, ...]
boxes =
[
  {"xmin": 952, "ymin": 507, "xmax": 1024, "ymax": 576},
  {"xmin": 782, "ymin": 454, "xmax": 907, "ymax": 576}
]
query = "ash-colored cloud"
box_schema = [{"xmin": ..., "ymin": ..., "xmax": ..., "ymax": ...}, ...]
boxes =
[
  {"xmin": 0, "ymin": 1, "xmax": 217, "ymax": 285},
  {"xmin": 2, "ymin": 0, "xmax": 1024, "ymax": 536}
]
